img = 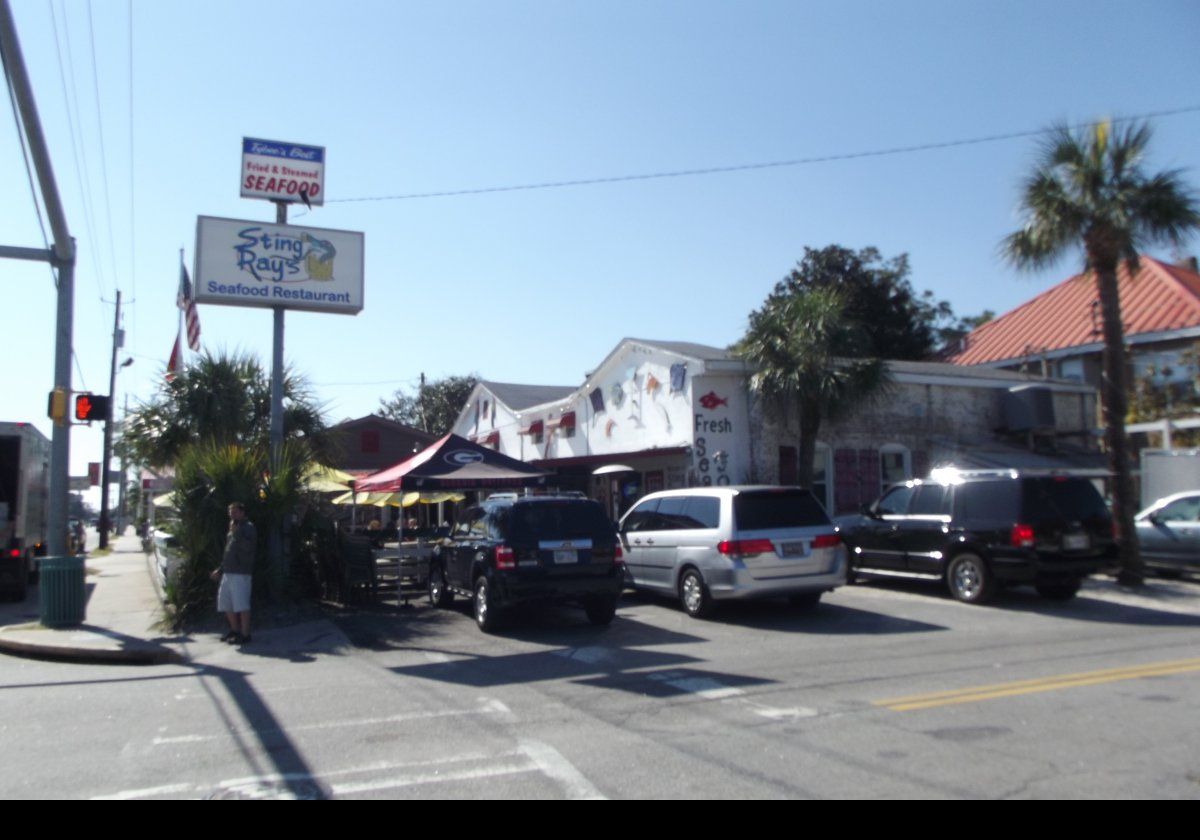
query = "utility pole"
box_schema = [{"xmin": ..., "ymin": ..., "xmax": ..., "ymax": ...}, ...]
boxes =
[
  {"xmin": 419, "ymin": 372, "xmax": 428, "ymax": 432},
  {"xmin": 116, "ymin": 394, "xmax": 128, "ymax": 534},
  {"xmin": 98, "ymin": 290, "xmax": 121, "ymax": 549},
  {"xmin": 0, "ymin": 0, "xmax": 75, "ymax": 556}
]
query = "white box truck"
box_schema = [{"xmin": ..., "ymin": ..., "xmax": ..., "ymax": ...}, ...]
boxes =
[
  {"xmin": 0, "ymin": 421, "xmax": 51, "ymax": 600},
  {"xmin": 1140, "ymin": 448, "xmax": 1200, "ymax": 509}
]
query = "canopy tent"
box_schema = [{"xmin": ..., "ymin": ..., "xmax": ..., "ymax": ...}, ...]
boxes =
[
  {"xmin": 303, "ymin": 463, "xmax": 356, "ymax": 493},
  {"xmin": 331, "ymin": 490, "xmax": 465, "ymax": 508},
  {"xmin": 355, "ymin": 433, "xmax": 549, "ymax": 492}
]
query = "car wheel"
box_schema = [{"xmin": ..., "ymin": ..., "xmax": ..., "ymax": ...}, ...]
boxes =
[
  {"xmin": 1036, "ymin": 580, "xmax": 1081, "ymax": 601},
  {"xmin": 428, "ymin": 563, "xmax": 453, "ymax": 608},
  {"xmin": 788, "ymin": 592, "xmax": 821, "ymax": 609},
  {"xmin": 473, "ymin": 576, "xmax": 499, "ymax": 633},
  {"xmin": 679, "ymin": 568, "xmax": 714, "ymax": 618},
  {"xmin": 946, "ymin": 553, "xmax": 995, "ymax": 604},
  {"xmin": 585, "ymin": 595, "xmax": 618, "ymax": 626}
]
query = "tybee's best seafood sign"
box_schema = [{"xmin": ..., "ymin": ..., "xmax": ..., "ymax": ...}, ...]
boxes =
[{"xmin": 194, "ymin": 216, "xmax": 364, "ymax": 314}]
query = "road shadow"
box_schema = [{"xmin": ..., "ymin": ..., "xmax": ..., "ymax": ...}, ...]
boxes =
[
  {"xmin": 995, "ymin": 582, "xmax": 1200, "ymax": 627},
  {"xmin": 622, "ymin": 589, "xmax": 947, "ymax": 636},
  {"xmin": 850, "ymin": 576, "xmax": 1200, "ymax": 627},
  {"xmin": 194, "ymin": 662, "xmax": 328, "ymax": 800}
]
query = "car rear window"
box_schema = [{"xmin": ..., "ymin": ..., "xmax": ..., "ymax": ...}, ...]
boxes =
[
  {"xmin": 1021, "ymin": 478, "xmax": 1109, "ymax": 523},
  {"xmin": 956, "ymin": 481, "xmax": 1019, "ymax": 521},
  {"xmin": 505, "ymin": 501, "xmax": 614, "ymax": 543},
  {"xmin": 733, "ymin": 489, "xmax": 829, "ymax": 530}
]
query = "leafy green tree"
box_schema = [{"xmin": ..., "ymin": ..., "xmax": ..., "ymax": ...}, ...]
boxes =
[
  {"xmin": 936, "ymin": 309, "xmax": 995, "ymax": 356},
  {"xmin": 1002, "ymin": 120, "xmax": 1200, "ymax": 585},
  {"xmin": 379, "ymin": 374, "xmax": 479, "ymax": 436},
  {"xmin": 1128, "ymin": 343, "xmax": 1200, "ymax": 447},
  {"xmin": 119, "ymin": 350, "xmax": 331, "ymax": 469},
  {"xmin": 167, "ymin": 441, "xmax": 312, "ymax": 626},
  {"xmin": 736, "ymin": 287, "xmax": 887, "ymax": 490},
  {"xmin": 769, "ymin": 245, "xmax": 959, "ymax": 360}
]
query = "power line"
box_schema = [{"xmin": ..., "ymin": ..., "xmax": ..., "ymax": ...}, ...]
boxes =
[
  {"xmin": 2, "ymin": 34, "xmax": 61, "ymax": 293},
  {"xmin": 329, "ymin": 106, "xmax": 1200, "ymax": 204},
  {"xmin": 48, "ymin": 0, "xmax": 105, "ymax": 301},
  {"xmin": 127, "ymin": 0, "xmax": 135, "ymax": 361},
  {"xmin": 86, "ymin": 0, "xmax": 120, "ymax": 293}
]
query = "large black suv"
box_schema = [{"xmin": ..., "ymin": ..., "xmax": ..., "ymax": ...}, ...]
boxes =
[
  {"xmin": 428, "ymin": 495, "xmax": 624, "ymax": 631},
  {"xmin": 836, "ymin": 470, "xmax": 1115, "ymax": 604}
]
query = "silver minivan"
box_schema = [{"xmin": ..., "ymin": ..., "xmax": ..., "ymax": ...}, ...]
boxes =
[{"xmin": 618, "ymin": 486, "xmax": 846, "ymax": 617}]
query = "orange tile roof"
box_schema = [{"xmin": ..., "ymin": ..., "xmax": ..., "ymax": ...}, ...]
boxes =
[{"xmin": 946, "ymin": 257, "xmax": 1200, "ymax": 366}]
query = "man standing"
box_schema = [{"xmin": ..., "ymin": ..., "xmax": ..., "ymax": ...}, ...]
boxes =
[{"xmin": 212, "ymin": 502, "xmax": 256, "ymax": 645}]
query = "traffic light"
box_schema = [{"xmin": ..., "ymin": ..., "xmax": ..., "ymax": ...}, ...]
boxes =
[
  {"xmin": 73, "ymin": 393, "xmax": 110, "ymax": 423},
  {"xmin": 47, "ymin": 387, "xmax": 68, "ymax": 426}
]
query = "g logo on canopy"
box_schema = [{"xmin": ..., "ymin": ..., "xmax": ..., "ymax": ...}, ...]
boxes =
[{"xmin": 445, "ymin": 450, "xmax": 485, "ymax": 466}]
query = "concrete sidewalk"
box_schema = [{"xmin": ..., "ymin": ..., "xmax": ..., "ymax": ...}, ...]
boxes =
[{"xmin": 0, "ymin": 532, "xmax": 185, "ymax": 665}]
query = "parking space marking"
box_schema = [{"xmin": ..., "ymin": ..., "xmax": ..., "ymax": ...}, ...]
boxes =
[
  {"xmin": 95, "ymin": 743, "xmax": 604, "ymax": 799},
  {"xmin": 94, "ymin": 783, "xmax": 194, "ymax": 800},
  {"xmin": 646, "ymin": 671, "xmax": 745, "ymax": 699},
  {"xmin": 146, "ymin": 697, "xmax": 512, "ymax": 749},
  {"xmin": 875, "ymin": 657, "xmax": 1200, "ymax": 712},
  {"xmin": 744, "ymin": 704, "xmax": 820, "ymax": 721},
  {"xmin": 519, "ymin": 739, "xmax": 607, "ymax": 800}
]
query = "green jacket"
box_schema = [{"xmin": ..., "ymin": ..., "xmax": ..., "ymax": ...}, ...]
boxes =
[{"xmin": 221, "ymin": 519, "xmax": 257, "ymax": 575}]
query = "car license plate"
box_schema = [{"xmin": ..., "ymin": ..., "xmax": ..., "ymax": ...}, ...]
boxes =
[
  {"xmin": 553, "ymin": 549, "xmax": 578, "ymax": 564},
  {"xmin": 780, "ymin": 541, "xmax": 806, "ymax": 558},
  {"xmin": 1063, "ymin": 533, "xmax": 1090, "ymax": 551}
]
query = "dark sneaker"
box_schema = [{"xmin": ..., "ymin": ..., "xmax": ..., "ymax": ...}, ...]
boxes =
[
  {"xmin": 236, "ymin": 634, "xmax": 252, "ymax": 645},
  {"xmin": 220, "ymin": 630, "xmax": 238, "ymax": 643}
]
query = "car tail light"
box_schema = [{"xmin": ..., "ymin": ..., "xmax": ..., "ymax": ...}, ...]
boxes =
[
  {"xmin": 7, "ymin": 549, "xmax": 18, "ymax": 559},
  {"xmin": 812, "ymin": 533, "xmax": 840, "ymax": 549},
  {"xmin": 494, "ymin": 545, "xmax": 515, "ymax": 570},
  {"xmin": 613, "ymin": 544, "xmax": 623, "ymax": 561},
  {"xmin": 717, "ymin": 539, "xmax": 775, "ymax": 557},
  {"xmin": 1010, "ymin": 524, "xmax": 1035, "ymax": 548}
]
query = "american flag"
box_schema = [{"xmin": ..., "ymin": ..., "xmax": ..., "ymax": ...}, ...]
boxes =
[
  {"xmin": 177, "ymin": 263, "xmax": 201, "ymax": 351},
  {"xmin": 166, "ymin": 335, "xmax": 180, "ymax": 382}
]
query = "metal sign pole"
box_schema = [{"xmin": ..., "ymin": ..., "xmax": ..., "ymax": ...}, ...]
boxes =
[{"xmin": 269, "ymin": 200, "xmax": 286, "ymax": 598}]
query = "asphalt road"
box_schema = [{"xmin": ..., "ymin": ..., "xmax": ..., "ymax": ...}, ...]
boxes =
[{"xmin": 2, "ymin": 575, "xmax": 1198, "ymax": 799}]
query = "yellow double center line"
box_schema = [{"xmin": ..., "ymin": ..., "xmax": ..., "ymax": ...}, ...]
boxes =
[{"xmin": 875, "ymin": 657, "xmax": 1200, "ymax": 712}]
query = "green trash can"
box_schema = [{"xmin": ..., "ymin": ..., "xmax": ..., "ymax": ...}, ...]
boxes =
[{"xmin": 38, "ymin": 556, "xmax": 86, "ymax": 628}]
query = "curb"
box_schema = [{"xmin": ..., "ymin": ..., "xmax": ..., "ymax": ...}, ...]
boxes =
[{"xmin": 0, "ymin": 630, "xmax": 185, "ymax": 666}]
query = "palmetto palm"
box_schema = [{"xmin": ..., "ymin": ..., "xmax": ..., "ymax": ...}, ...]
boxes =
[
  {"xmin": 119, "ymin": 350, "xmax": 331, "ymax": 470},
  {"xmin": 1003, "ymin": 121, "xmax": 1200, "ymax": 585},
  {"xmin": 736, "ymin": 287, "xmax": 885, "ymax": 490}
]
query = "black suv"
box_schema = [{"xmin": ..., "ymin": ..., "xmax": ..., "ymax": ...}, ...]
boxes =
[
  {"xmin": 428, "ymin": 495, "xmax": 624, "ymax": 631},
  {"xmin": 836, "ymin": 470, "xmax": 1115, "ymax": 604}
]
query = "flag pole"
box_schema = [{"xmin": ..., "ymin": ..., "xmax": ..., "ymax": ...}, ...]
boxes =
[{"xmin": 178, "ymin": 247, "xmax": 186, "ymax": 368}]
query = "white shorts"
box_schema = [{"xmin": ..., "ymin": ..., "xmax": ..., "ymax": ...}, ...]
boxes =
[{"xmin": 217, "ymin": 573, "xmax": 252, "ymax": 613}]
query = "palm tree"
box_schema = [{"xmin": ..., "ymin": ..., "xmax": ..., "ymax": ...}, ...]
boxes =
[
  {"xmin": 119, "ymin": 350, "xmax": 332, "ymax": 469},
  {"xmin": 1003, "ymin": 120, "xmax": 1200, "ymax": 586},
  {"xmin": 736, "ymin": 287, "xmax": 886, "ymax": 490}
]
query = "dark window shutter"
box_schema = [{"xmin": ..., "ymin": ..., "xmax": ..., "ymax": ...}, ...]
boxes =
[
  {"xmin": 858, "ymin": 449, "xmax": 881, "ymax": 499},
  {"xmin": 912, "ymin": 450, "xmax": 929, "ymax": 480},
  {"xmin": 778, "ymin": 446, "xmax": 798, "ymax": 485},
  {"xmin": 361, "ymin": 429, "xmax": 380, "ymax": 454},
  {"xmin": 834, "ymin": 449, "xmax": 859, "ymax": 515}
]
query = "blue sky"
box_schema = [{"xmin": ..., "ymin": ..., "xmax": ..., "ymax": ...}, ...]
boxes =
[{"xmin": 3, "ymin": 0, "xmax": 1199, "ymax": 495}]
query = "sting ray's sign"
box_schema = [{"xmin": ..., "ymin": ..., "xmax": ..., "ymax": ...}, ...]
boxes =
[
  {"xmin": 241, "ymin": 138, "xmax": 325, "ymax": 205},
  {"xmin": 194, "ymin": 216, "xmax": 364, "ymax": 314}
]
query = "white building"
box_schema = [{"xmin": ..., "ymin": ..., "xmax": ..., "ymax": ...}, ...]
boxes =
[{"xmin": 452, "ymin": 338, "xmax": 1100, "ymax": 517}]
